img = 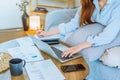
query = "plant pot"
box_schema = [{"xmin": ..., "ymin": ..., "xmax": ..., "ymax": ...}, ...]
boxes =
[{"xmin": 22, "ymin": 12, "xmax": 29, "ymax": 31}]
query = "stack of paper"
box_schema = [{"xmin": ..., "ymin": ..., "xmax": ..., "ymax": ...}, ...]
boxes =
[
  {"xmin": 8, "ymin": 37, "xmax": 44, "ymax": 62},
  {"xmin": 25, "ymin": 59, "xmax": 65, "ymax": 80},
  {"xmin": 16, "ymin": 37, "xmax": 34, "ymax": 46}
]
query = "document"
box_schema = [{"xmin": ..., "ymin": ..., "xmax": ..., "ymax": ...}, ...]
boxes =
[
  {"xmin": 16, "ymin": 37, "xmax": 34, "ymax": 47},
  {"xmin": 25, "ymin": 59, "xmax": 65, "ymax": 80},
  {"xmin": 8, "ymin": 36, "xmax": 65, "ymax": 80},
  {"xmin": 8, "ymin": 46, "xmax": 44, "ymax": 62}
]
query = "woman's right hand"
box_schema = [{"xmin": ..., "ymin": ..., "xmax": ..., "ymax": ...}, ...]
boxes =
[
  {"xmin": 36, "ymin": 30, "xmax": 48, "ymax": 37},
  {"xmin": 36, "ymin": 27, "xmax": 59, "ymax": 38}
]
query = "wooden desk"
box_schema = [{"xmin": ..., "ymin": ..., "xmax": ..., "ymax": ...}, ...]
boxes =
[{"xmin": 0, "ymin": 29, "xmax": 89, "ymax": 80}]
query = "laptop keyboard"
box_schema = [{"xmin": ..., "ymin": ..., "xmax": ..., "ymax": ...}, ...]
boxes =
[{"xmin": 51, "ymin": 47, "xmax": 72, "ymax": 61}]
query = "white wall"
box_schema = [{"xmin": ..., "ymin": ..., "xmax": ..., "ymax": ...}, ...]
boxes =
[
  {"xmin": 0, "ymin": 0, "xmax": 23, "ymax": 29},
  {"xmin": 0, "ymin": 0, "xmax": 80, "ymax": 29},
  {"xmin": 75, "ymin": 0, "xmax": 81, "ymax": 7}
]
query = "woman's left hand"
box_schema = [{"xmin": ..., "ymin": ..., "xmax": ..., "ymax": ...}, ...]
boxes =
[{"xmin": 61, "ymin": 42, "xmax": 92, "ymax": 58}]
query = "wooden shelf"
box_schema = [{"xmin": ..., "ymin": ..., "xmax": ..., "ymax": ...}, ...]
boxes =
[
  {"xmin": 30, "ymin": 11, "xmax": 47, "ymax": 16},
  {"xmin": 29, "ymin": 0, "xmax": 74, "ymax": 15},
  {"xmin": 35, "ymin": 0, "xmax": 72, "ymax": 9}
]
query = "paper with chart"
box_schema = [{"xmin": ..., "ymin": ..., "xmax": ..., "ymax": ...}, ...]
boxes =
[
  {"xmin": 25, "ymin": 59, "xmax": 65, "ymax": 80},
  {"xmin": 8, "ymin": 46, "xmax": 44, "ymax": 62}
]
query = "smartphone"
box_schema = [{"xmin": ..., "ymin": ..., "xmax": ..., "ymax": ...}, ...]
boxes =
[{"xmin": 61, "ymin": 64, "xmax": 85, "ymax": 72}]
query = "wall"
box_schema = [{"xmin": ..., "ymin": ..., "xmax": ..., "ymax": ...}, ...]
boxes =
[
  {"xmin": 0, "ymin": 0, "xmax": 24, "ymax": 29},
  {"xmin": 0, "ymin": 0, "xmax": 80, "ymax": 29},
  {"xmin": 75, "ymin": 0, "xmax": 81, "ymax": 7}
]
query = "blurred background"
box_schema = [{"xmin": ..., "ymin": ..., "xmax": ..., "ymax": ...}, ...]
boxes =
[{"xmin": 0, "ymin": 0, "xmax": 80, "ymax": 29}]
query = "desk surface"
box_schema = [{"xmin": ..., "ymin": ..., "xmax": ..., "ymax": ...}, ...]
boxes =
[{"xmin": 0, "ymin": 29, "xmax": 89, "ymax": 80}]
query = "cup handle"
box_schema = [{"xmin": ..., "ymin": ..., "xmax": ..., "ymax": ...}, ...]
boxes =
[{"xmin": 23, "ymin": 60, "xmax": 26, "ymax": 67}]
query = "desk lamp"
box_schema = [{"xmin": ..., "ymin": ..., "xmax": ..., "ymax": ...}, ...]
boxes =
[{"xmin": 29, "ymin": 15, "xmax": 40, "ymax": 34}]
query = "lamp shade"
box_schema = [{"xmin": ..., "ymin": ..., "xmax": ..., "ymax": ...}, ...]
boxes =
[{"xmin": 29, "ymin": 15, "xmax": 40, "ymax": 30}]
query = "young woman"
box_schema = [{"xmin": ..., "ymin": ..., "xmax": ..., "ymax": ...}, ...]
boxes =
[{"xmin": 36, "ymin": 0, "xmax": 120, "ymax": 58}]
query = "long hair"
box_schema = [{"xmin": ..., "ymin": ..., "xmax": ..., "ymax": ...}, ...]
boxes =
[{"xmin": 80, "ymin": 0, "xmax": 95, "ymax": 26}]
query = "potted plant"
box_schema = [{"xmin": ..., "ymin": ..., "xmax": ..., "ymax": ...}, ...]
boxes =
[{"xmin": 16, "ymin": 0, "xmax": 30, "ymax": 31}]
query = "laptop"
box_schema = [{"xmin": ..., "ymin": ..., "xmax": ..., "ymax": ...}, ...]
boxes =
[{"xmin": 30, "ymin": 36, "xmax": 81, "ymax": 63}]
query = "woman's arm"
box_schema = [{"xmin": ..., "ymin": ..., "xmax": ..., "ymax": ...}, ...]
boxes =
[
  {"xmin": 36, "ymin": 27, "xmax": 59, "ymax": 37},
  {"xmin": 36, "ymin": 7, "xmax": 81, "ymax": 37},
  {"xmin": 87, "ymin": 4, "xmax": 120, "ymax": 47}
]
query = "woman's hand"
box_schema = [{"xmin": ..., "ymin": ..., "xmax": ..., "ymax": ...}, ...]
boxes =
[
  {"xmin": 61, "ymin": 42, "xmax": 92, "ymax": 58},
  {"xmin": 36, "ymin": 30, "xmax": 48, "ymax": 37},
  {"xmin": 61, "ymin": 45, "xmax": 82, "ymax": 58},
  {"xmin": 36, "ymin": 27, "xmax": 59, "ymax": 38}
]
